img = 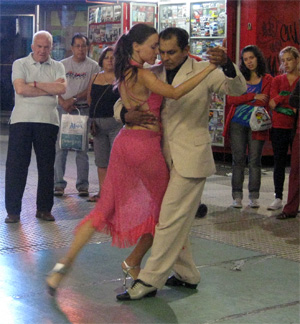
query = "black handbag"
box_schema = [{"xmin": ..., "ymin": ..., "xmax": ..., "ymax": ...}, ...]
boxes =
[{"xmin": 90, "ymin": 119, "xmax": 99, "ymax": 137}]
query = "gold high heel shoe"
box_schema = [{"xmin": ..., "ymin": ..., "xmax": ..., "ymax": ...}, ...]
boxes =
[
  {"xmin": 122, "ymin": 261, "xmax": 139, "ymax": 287},
  {"xmin": 46, "ymin": 263, "xmax": 69, "ymax": 296}
]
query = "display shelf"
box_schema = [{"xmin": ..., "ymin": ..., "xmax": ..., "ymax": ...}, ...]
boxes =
[
  {"xmin": 159, "ymin": 3, "xmax": 188, "ymax": 31},
  {"xmin": 189, "ymin": 0, "xmax": 226, "ymax": 146},
  {"xmin": 157, "ymin": 0, "xmax": 227, "ymax": 147},
  {"xmin": 190, "ymin": 38, "xmax": 224, "ymax": 58},
  {"xmin": 88, "ymin": 4, "xmax": 121, "ymax": 23},
  {"xmin": 130, "ymin": 3, "xmax": 156, "ymax": 28},
  {"xmin": 88, "ymin": 4, "xmax": 123, "ymax": 62},
  {"xmin": 208, "ymin": 93, "xmax": 225, "ymax": 146},
  {"xmin": 191, "ymin": 36, "xmax": 224, "ymax": 39},
  {"xmin": 88, "ymin": 23, "xmax": 121, "ymax": 43},
  {"xmin": 89, "ymin": 21, "xmax": 121, "ymax": 25},
  {"xmin": 190, "ymin": 1, "xmax": 226, "ymax": 39}
]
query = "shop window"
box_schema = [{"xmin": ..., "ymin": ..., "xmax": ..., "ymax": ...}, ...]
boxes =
[{"xmin": 40, "ymin": 4, "xmax": 89, "ymax": 60}]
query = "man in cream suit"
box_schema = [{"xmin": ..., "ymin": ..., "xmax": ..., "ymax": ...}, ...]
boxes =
[{"xmin": 117, "ymin": 28, "xmax": 247, "ymax": 300}]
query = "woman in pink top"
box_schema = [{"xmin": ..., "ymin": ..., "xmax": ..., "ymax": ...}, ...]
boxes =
[{"xmin": 267, "ymin": 46, "xmax": 300, "ymax": 211}]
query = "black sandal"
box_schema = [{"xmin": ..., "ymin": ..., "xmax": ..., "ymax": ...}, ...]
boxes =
[{"xmin": 276, "ymin": 212, "xmax": 297, "ymax": 220}]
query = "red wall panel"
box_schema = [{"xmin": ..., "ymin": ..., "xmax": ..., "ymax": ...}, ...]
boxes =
[
  {"xmin": 240, "ymin": 0, "xmax": 300, "ymax": 75},
  {"xmin": 240, "ymin": 0, "xmax": 258, "ymax": 50}
]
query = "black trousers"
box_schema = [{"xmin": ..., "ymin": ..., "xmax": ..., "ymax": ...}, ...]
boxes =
[
  {"xmin": 5, "ymin": 122, "xmax": 59, "ymax": 215},
  {"xmin": 270, "ymin": 128, "xmax": 294, "ymax": 199}
]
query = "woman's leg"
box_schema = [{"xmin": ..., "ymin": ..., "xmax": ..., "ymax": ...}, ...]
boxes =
[
  {"xmin": 98, "ymin": 167, "xmax": 107, "ymax": 189},
  {"xmin": 93, "ymin": 118, "xmax": 111, "ymax": 197},
  {"xmin": 271, "ymin": 128, "xmax": 294, "ymax": 199},
  {"xmin": 46, "ymin": 219, "xmax": 96, "ymax": 289},
  {"xmin": 122, "ymin": 233, "xmax": 153, "ymax": 279},
  {"xmin": 230, "ymin": 122, "xmax": 248, "ymax": 200},
  {"xmin": 247, "ymin": 135, "xmax": 264, "ymax": 200}
]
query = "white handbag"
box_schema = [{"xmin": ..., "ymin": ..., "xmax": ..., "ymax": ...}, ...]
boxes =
[
  {"xmin": 59, "ymin": 109, "xmax": 88, "ymax": 151},
  {"xmin": 249, "ymin": 106, "xmax": 272, "ymax": 131}
]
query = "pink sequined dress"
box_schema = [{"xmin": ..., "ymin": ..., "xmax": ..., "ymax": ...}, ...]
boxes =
[{"xmin": 77, "ymin": 91, "xmax": 169, "ymax": 248}]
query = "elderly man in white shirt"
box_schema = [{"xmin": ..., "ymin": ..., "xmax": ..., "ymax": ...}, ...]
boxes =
[{"xmin": 5, "ymin": 30, "xmax": 66, "ymax": 224}]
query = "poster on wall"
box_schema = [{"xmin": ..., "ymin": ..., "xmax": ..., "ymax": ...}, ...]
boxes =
[
  {"xmin": 88, "ymin": 4, "xmax": 123, "ymax": 61},
  {"xmin": 130, "ymin": 3, "xmax": 156, "ymax": 27},
  {"xmin": 159, "ymin": 4, "xmax": 188, "ymax": 31}
]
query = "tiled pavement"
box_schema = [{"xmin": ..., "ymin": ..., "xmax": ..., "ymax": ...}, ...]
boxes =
[{"xmin": 0, "ymin": 121, "xmax": 299, "ymax": 324}]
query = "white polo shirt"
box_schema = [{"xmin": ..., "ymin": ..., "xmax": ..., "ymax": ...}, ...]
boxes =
[{"xmin": 10, "ymin": 53, "xmax": 66, "ymax": 126}]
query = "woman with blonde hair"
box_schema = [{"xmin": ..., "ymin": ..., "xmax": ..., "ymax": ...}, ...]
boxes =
[{"xmin": 268, "ymin": 46, "xmax": 300, "ymax": 211}]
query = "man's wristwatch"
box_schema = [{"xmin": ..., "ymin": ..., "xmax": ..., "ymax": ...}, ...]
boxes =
[{"xmin": 73, "ymin": 96, "xmax": 78, "ymax": 103}]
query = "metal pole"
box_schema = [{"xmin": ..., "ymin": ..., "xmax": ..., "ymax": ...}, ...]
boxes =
[
  {"xmin": 36, "ymin": 4, "xmax": 40, "ymax": 32},
  {"xmin": 235, "ymin": 0, "xmax": 241, "ymax": 65}
]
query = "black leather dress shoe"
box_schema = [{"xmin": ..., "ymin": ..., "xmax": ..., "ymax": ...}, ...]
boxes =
[
  {"xmin": 195, "ymin": 203, "xmax": 208, "ymax": 218},
  {"xmin": 116, "ymin": 279, "xmax": 157, "ymax": 301},
  {"xmin": 36, "ymin": 211, "xmax": 55, "ymax": 221},
  {"xmin": 5, "ymin": 214, "xmax": 20, "ymax": 224},
  {"xmin": 165, "ymin": 275, "xmax": 198, "ymax": 289}
]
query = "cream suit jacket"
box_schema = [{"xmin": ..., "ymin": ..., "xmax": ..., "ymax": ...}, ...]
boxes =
[
  {"xmin": 151, "ymin": 58, "xmax": 247, "ymax": 178},
  {"xmin": 114, "ymin": 57, "xmax": 247, "ymax": 178}
]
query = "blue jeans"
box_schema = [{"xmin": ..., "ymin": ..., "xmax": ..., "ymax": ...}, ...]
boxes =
[
  {"xmin": 54, "ymin": 107, "xmax": 89, "ymax": 191},
  {"xmin": 230, "ymin": 122, "xmax": 265, "ymax": 200}
]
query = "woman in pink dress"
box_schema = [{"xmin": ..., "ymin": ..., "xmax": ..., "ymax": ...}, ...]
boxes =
[{"xmin": 46, "ymin": 24, "xmax": 216, "ymax": 296}]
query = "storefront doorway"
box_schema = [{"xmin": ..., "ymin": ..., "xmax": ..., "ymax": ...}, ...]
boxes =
[{"xmin": 0, "ymin": 15, "xmax": 34, "ymax": 113}]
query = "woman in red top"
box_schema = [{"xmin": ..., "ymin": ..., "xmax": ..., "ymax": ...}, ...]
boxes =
[
  {"xmin": 277, "ymin": 80, "xmax": 300, "ymax": 219},
  {"xmin": 223, "ymin": 45, "xmax": 272, "ymax": 208},
  {"xmin": 267, "ymin": 46, "xmax": 300, "ymax": 211}
]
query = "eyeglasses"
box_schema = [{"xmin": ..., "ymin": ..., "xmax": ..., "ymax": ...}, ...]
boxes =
[{"xmin": 73, "ymin": 45, "xmax": 87, "ymax": 49}]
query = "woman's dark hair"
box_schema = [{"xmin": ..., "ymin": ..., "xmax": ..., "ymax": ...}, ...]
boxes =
[
  {"xmin": 114, "ymin": 24, "xmax": 157, "ymax": 84},
  {"xmin": 159, "ymin": 27, "xmax": 189, "ymax": 51},
  {"xmin": 240, "ymin": 45, "xmax": 268, "ymax": 80},
  {"xmin": 98, "ymin": 47, "xmax": 113, "ymax": 68}
]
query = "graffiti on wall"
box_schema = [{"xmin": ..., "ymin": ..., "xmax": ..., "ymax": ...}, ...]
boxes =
[{"xmin": 259, "ymin": 16, "xmax": 300, "ymax": 75}]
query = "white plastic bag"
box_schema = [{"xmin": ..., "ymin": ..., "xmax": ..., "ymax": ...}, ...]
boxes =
[
  {"xmin": 59, "ymin": 109, "xmax": 88, "ymax": 151},
  {"xmin": 249, "ymin": 106, "xmax": 272, "ymax": 131}
]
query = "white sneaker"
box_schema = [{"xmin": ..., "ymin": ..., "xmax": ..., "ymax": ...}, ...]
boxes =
[
  {"xmin": 267, "ymin": 198, "xmax": 283, "ymax": 210},
  {"xmin": 232, "ymin": 198, "xmax": 242, "ymax": 208},
  {"xmin": 249, "ymin": 199, "xmax": 260, "ymax": 208}
]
